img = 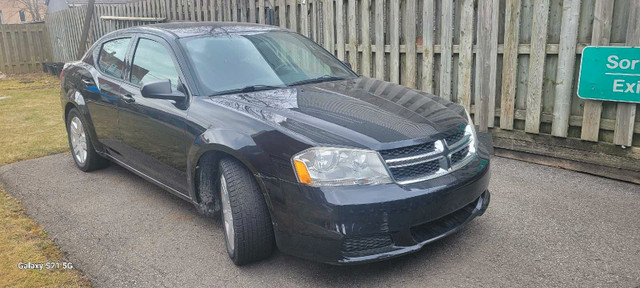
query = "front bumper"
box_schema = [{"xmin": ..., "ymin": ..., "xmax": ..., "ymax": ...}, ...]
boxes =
[{"xmin": 259, "ymin": 152, "xmax": 491, "ymax": 265}]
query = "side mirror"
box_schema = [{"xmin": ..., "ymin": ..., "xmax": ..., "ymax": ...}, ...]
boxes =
[
  {"xmin": 140, "ymin": 79, "xmax": 185, "ymax": 102},
  {"xmin": 343, "ymin": 61, "xmax": 352, "ymax": 69}
]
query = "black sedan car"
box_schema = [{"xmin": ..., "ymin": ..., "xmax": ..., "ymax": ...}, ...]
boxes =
[{"xmin": 60, "ymin": 22, "xmax": 491, "ymax": 265}]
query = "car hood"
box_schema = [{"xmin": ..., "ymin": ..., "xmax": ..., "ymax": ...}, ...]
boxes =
[{"xmin": 206, "ymin": 77, "xmax": 467, "ymax": 150}]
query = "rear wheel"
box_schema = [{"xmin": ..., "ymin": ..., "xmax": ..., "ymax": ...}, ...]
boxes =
[
  {"xmin": 66, "ymin": 108, "xmax": 109, "ymax": 172},
  {"xmin": 218, "ymin": 158, "xmax": 274, "ymax": 265}
]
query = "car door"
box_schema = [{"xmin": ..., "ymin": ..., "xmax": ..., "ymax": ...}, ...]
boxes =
[
  {"xmin": 117, "ymin": 35, "xmax": 190, "ymax": 195},
  {"xmin": 84, "ymin": 37, "xmax": 132, "ymax": 151}
]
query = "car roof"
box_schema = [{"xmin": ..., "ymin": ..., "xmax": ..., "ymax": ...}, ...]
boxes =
[{"xmin": 115, "ymin": 22, "xmax": 287, "ymax": 39}]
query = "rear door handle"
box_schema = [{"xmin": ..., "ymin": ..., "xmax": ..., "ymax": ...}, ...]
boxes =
[{"xmin": 122, "ymin": 94, "xmax": 135, "ymax": 103}]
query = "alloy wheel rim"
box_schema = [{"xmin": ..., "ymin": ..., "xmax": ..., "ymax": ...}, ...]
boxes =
[
  {"xmin": 220, "ymin": 174, "xmax": 235, "ymax": 252},
  {"xmin": 70, "ymin": 116, "xmax": 88, "ymax": 165}
]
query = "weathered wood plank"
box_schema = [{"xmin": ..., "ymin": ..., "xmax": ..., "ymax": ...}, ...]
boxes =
[
  {"xmin": 336, "ymin": 0, "xmax": 345, "ymax": 60},
  {"xmin": 311, "ymin": 0, "xmax": 318, "ymax": 41},
  {"xmin": 26, "ymin": 25, "xmax": 37, "ymax": 71},
  {"xmin": 613, "ymin": 1, "xmax": 639, "ymax": 146},
  {"xmin": 192, "ymin": 0, "xmax": 198, "ymax": 20},
  {"xmin": 249, "ymin": 0, "xmax": 256, "ymax": 22},
  {"xmin": 474, "ymin": 0, "xmax": 498, "ymax": 131},
  {"xmin": 0, "ymin": 26, "xmax": 6, "ymax": 73},
  {"xmin": 404, "ymin": 0, "xmax": 416, "ymax": 87},
  {"xmin": 348, "ymin": 0, "xmax": 357, "ymax": 71},
  {"xmin": 421, "ymin": 0, "xmax": 435, "ymax": 93},
  {"xmin": 500, "ymin": 0, "xmax": 521, "ymax": 129},
  {"xmin": 457, "ymin": 0, "xmax": 474, "ymax": 111},
  {"xmin": 551, "ymin": 0, "xmax": 581, "ymax": 137},
  {"xmin": 278, "ymin": 0, "xmax": 286, "ymax": 27},
  {"xmin": 325, "ymin": 0, "xmax": 335, "ymax": 54},
  {"xmin": 491, "ymin": 128, "xmax": 640, "ymax": 173},
  {"xmin": 1, "ymin": 25, "xmax": 14, "ymax": 73},
  {"xmin": 525, "ymin": 0, "xmax": 549, "ymax": 134},
  {"xmin": 259, "ymin": 0, "xmax": 265, "ymax": 23},
  {"xmin": 439, "ymin": 0, "xmax": 454, "ymax": 100},
  {"xmin": 487, "ymin": 0, "xmax": 499, "ymax": 127},
  {"xmin": 494, "ymin": 148, "xmax": 640, "ymax": 185},
  {"xmin": 374, "ymin": 0, "xmax": 384, "ymax": 80},
  {"xmin": 361, "ymin": 0, "xmax": 371, "ymax": 77},
  {"xmin": 300, "ymin": 0, "xmax": 308, "ymax": 35},
  {"xmin": 389, "ymin": 0, "xmax": 400, "ymax": 84},
  {"xmin": 290, "ymin": 0, "xmax": 297, "ymax": 31}
]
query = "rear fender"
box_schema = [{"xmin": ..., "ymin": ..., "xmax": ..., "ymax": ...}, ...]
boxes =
[{"xmin": 63, "ymin": 87, "xmax": 105, "ymax": 154}]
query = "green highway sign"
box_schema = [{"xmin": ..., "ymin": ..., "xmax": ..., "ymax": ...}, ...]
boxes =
[{"xmin": 578, "ymin": 46, "xmax": 640, "ymax": 103}]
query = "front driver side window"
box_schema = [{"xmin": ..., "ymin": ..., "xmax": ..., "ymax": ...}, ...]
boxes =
[
  {"xmin": 130, "ymin": 38, "xmax": 180, "ymax": 90},
  {"xmin": 98, "ymin": 38, "xmax": 131, "ymax": 79}
]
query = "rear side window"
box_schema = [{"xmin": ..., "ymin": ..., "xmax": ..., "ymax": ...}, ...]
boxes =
[
  {"xmin": 130, "ymin": 38, "xmax": 180, "ymax": 90},
  {"xmin": 97, "ymin": 38, "xmax": 131, "ymax": 79}
]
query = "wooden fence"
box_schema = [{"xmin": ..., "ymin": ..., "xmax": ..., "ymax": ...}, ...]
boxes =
[
  {"xmin": 43, "ymin": 0, "xmax": 640, "ymax": 182},
  {"xmin": 0, "ymin": 23, "xmax": 52, "ymax": 74}
]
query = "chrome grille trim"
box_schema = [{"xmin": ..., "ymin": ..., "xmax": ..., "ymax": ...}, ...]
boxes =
[
  {"xmin": 384, "ymin": 148, "xmax": 441, "ymax": 165},
  {"xmin": 387, "ymin": 155, "xmax": 444, "ymax": 169},
  {"xmin": 446, "ymin": 134, "xmax": 471, "ymax": 150},
  {"xmin": 379, "ymin": 125, "xmax": 476, "ymax": 184}
]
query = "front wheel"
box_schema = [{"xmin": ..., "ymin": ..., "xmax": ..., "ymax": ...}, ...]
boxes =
[
  {"xmin": 66, "ymin": 108, "xmax": 109, "ymax": 172},
  {"xmin": 218, "ymin": 158, "xmax": 274, "ymax": 265}
]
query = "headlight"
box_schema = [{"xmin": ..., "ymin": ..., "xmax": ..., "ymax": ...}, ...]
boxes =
[
  {"xmin": 292, "ymin": 147, "xmax": 392, "ymax": 186},
  {"xmin": 464, "ymin": 109, "xmax": 478, "ymax": 154}
]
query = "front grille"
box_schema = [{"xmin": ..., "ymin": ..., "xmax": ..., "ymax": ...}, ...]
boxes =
[
  {"xmin": 450, "ymin": 146, "xmax": 469, "ymax": 165},
  {"xmin": 378, "ymin": 141, "xmax": 435, "ymax": 158},
  {"xmin": 410, "ymin": 198, "xmax": 478, "ymax": 243},
  {"xmin": 379, "ymin": 125, "xmax": 474, "ymax": 184},
  {"xmin": 342, "ymin": 234, "xmax": 394, "ymax": 256},
  {"xmin": 444, "ymin": 126, "xmax": 465, "ymax": 145},
  {"xmin": 389, "ymin": 160, "xmax": 440, "ymax": 182}
]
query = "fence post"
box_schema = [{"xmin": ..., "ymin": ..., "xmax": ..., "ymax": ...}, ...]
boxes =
[
  {"xmin": 77, "ymin": 0, "xmax": 96, "ymax": 59},
  {"xmin": 421, "ymin": 0, "xmax": 434, "ymax": 93},
  {"xmin": 439, "ymin": 0, "xmax": 453, "ymax": 101},
  {"xmin": 457, "ymin": 0, "xmax": 474, "ymax": 111},
  {"xmin": 389, "ymin": 0, "xmax": 399, "ymax": 84},
  {"xmin": 403, "ymin": 0, "xmax": 415, "ymax": 88},
  {"xmin": 474, "ymin": 0, "xmax": 498, "ymax": 132},
  {"xmin": 524, "ymin": 0, "xmax": 549, "ymax": 134},
  {"xmin": 360, "ymin": 0, "xmax": 371, "ymax": 77},
  {"xmin": 551, "ymin": 0, "xmax": 581, "ymax": 137},
  {"xmin": 499, "ymin": 0, "xmax": 520, "ymax": 130},
  {"xmin": 374, "ymin": 0, "xmax": 384, "ymax": 80},
  {"xmin": 581, "ymin": 0, "xmax": 614, "ymax": 142},
  {"xmin": 613, "ymin": 1, "xmax": 639, "ymax": 146}
]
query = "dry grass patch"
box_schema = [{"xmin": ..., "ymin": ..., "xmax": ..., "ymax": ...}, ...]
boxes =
[
  {"xmin": 0, "ymin": 185, "xmax": 91, "ymax": 288},
  {"xmin": 1, "ymin": 73, "xmax": 90, "ymax": 287},
  {"xmin": 0, "ymin": 73, "xmax": 68, "ymax": 165}
]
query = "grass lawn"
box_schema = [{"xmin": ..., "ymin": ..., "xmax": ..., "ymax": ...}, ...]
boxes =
[{"xmin": 0, "ymin": 73, "xmax": 91, "ymax": 287}]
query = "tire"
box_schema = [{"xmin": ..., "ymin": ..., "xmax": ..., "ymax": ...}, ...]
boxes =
[
  {"xmin": 66, "ymin": 108, "xmax": 110, "ymax": 172},
  {"xmin": 218, "ymin": 157, "xmax": 274, "ymax": 265}
]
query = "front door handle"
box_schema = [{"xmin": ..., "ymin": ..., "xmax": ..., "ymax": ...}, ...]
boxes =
[
  {"xmin": 122, "ymin": 94, "xmax": 136, "ymax": 103},
  {"xmin": 81, "ymin": 77, "xmax": 95, "ymax": 86}
]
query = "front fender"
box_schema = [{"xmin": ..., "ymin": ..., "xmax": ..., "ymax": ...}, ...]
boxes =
[{"xmin": 186, "ymin": 128, "xmax": 276, "ymax": 203}]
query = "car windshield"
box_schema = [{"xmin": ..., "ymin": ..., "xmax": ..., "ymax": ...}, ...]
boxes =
[{"xmin": 180, "ymin": 31, "xmax": 357, "ymax": 96}]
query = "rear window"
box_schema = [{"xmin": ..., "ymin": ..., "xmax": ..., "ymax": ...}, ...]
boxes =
[{"xmin": 98, "ymin": 38, "xmax": 131, "ymax": 79}]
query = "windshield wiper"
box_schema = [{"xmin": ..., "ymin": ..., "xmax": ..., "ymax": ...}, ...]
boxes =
[
  {"xmin": 210, "ymin": 85, "xmax": 286, "ymax": 96},
  {"xmin": 287, "ymin": 75, "xmax": 348, "ymax": 87}
]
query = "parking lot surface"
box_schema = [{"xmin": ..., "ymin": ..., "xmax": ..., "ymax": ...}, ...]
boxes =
[{"xmin": 1, "ymin": 154, "xmax": 638, "ymax": 287}]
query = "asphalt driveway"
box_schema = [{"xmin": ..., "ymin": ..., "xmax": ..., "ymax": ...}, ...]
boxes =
[{"xmin": 1, "ymin": 154, "xmax": 638, "ymax": 287}]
